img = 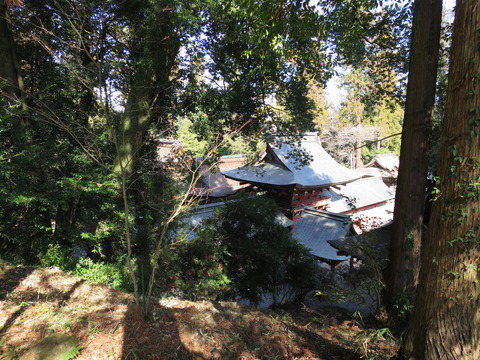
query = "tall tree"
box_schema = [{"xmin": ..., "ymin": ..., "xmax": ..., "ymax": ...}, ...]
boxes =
[
  {"xmin": 338, "ymin": 69, "xmax": 367, "ymax": 168},
  {"xmin": 3, "ymin": 0, "xmax": 336, "ymax": 308},
  {"xmin": 402, "ymin": 0, "xmax": 480, "ymax": 358},
  {"xmin": 0, "ymin": 0, "xmax": 23, "ymax": 99},
  {"xmin": 112, "ymin": 1, "xmax": 185, "ymax": 177},
  {"xmin": 322, "ymin": 67, "xmax": 403, "ymax": 167},
  {"xmin": 0, "ymin": 0, "xmax": 26, "ymax": 140},
  {"xmin": 183, "ymin": 0, "xmax": 330, "ymax": 147},
  {"xmin": 384, "ymin": 0, "xmax": 442, "ymax": 312},
  {"xmin": 318, "ymin": 0, "xmax": 412, "ymax": 101},
  {"xmin": 317, "ymin": 0, "xmax": 412, "ymax": 169}
]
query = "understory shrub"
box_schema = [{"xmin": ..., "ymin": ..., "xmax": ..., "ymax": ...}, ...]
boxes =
[
  {"xmin": 154, "ymin": 237, "xmax": 232, "ymax": 301},
  {"xmin": 158, "ymin": 197, "xmax": 320, "ymax": 306},
  {"xmin": 39, "ymin": 243, "xmax": 77, "ymax": 271},
  {"xmin": 73, "ymin": 257, "xmax": 132, "ymax": 292}
]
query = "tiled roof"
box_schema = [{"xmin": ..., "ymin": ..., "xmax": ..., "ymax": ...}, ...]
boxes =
[
  {"xmin": 364, "ymin": 153, "xmax": 399, "ymax": 171},
  {"xmin": 355, "ymin": 167, "xmax": 382, "ymax": 177},
  {"xmin": 184, "ymin": 200, "xmax": 295, "ymax": 230},
  {"xmin": 328, "ymin": 224, "xmax": 391, "ymax": 261},
  {"xmin": 324, "ymin": 177, "xmax": 395, "ymax": 213},
  {"xmin": 292, "ymin": 208, "xmax": 352, "ymax": 262},
  {"xmin": 157, "ymin": 139, "xmax": 184, "ymax": 162},
  {"xmin": 195, "ymin": 155, "xmax": 249, "ymax": 198},
  {"xmin": 184, "ymin": 202, "xmax": 225, "ymax": 228},
  {"xmin": 222, "ymin": 133, "xmax": 363, "ymax": 189}
]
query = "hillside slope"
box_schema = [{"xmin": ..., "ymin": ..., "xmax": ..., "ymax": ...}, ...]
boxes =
[{"xmin": 0, "ymin": 265, "xmax": 397, "ymax": 359}]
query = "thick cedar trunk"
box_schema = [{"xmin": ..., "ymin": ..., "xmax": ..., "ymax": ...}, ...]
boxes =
[
  {"xmin": 113, "ymin": 58, "xmax": 177, "ymax": 176},
  {"xmin": 403, "ymin": 1, "xmax": 480, "ymax": 358},
  {"xmin": 113, "ymin": 8, "xmax": 180, "ymax": 177},
  {"xmin": 0, "ymin": 0, "xmax": 22, "ymax": 99},
  {"xmin": 384, "ymin": 0, "xmax": 442, "ymax": 311},
  {"xmin": 0, "ymin": 0, "xmax": 28, "ymax": 145}
]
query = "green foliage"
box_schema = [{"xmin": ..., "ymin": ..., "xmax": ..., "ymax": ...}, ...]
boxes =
[
  {"xmin": 356, "ymin": 328, "xmax": 396, "ymax": 360},
  {"xmin": 176, "ymin": 117, "xmax": 209, "ymax": 157},
  {"xmin": 61, "ymin": 346, "xmax": 83, "ymax": 360},
  {"xmin": 157, "ymin": 236, "xmax": 232, "ymax": 301},
  {"xmin": 177, "ymin": 117, "xmax": 258, "ymax": 158},
  {"xmin": 39, "ymin": 244, "xmax": 76, "ymax": 271},
  {"xmin": 156, "ymin": 197, "xmax": 319, "ymax": 305},
  {"xmin": 201, "ymin": 197, "xmax": 320, "ymax": 305},
  {"xmin": 439, "ymin": 145, "xmax": 480, "ymax": 249},
  {"xmin": 351, "ymin": 312, "xmax": 397, "ymax": 360},
  {"xmin": 322, "ymin": 67, "xmax": 403, "ymax": 166},
  {"xmin": 318, "ymin": 0, "xmax": 412, "ymax": 101},
  {"xmin": 0, "ymin": 93, "xmax": 125, "ymax": 265},
  {"xmin": 178, "ymin": 0, "xmax": 331, "ymax": 146},
  {"xmin": 391, "ymin": 292, "xmax": 414, "ymax": 320},
  {"xmin": 73, "ymin": 257, "xmax": 132, "ymax": 292}
]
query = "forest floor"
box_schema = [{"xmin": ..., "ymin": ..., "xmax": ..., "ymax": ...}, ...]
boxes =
[{"xmin": 0, "ymin": 264, "xmax": 399, "ymax": 360}]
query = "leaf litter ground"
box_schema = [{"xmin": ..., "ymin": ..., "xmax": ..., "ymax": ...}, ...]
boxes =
[{"xmin": 0, "ymin": 264, "xmax": 398, "ymax": 359}]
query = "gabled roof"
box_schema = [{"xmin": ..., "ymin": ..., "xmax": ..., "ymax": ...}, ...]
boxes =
[
  {"xmin": 292, "ymin": 208, "xmax": 352, "ymax": 262},
  {"xmin": 355, "ymin": 167, "xmax": 382, "ymax": 177},
  {"xmin": 184, "ymin": 202, "xmax": 225, "ymax": 228},
  {"xmin": 195, "ymin": 155, "xmax": 249, "ymax": 198},
  {"xmin": 364, "ymin": 153, "xmax": 399, "ymax": 171},
  {"xmin": 157, "ymin": 139, "xmax": 184, "ymax": 162},
  {"xmin": 324, "ymin": 177, "xmax": 395, "ymax": 213},
  {"xmin": 184, "ymin": 200, "xmax": 295, "ymax": 230},
  {"xmin": 328, "ymin": 224, "xmax": 391, "ymax": 261},
  {"xmin": 222, "ymin": 133, "xmax": 363, "ymax": 189}
]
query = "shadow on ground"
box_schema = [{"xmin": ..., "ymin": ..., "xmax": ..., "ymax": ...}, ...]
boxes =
[
  {"xmin": 0, "ymin": 266, "xmax": 35, "ymax": 335},
  {"xmin": 121, "ymin": 298, "xmax": 360, "ymax": 360}
]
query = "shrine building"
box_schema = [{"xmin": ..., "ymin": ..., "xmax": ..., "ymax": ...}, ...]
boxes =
[{"xmin": 222, "ymin": 132, "xmax": 364, "ymax": 221}]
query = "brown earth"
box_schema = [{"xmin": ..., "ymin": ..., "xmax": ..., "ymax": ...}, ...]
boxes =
[{"xmin": 0, "ymin": 264, "xmax": 398, "ymax": 359}]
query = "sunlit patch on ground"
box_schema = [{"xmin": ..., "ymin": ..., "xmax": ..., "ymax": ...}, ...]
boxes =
[{"xmin": 1, "ymin": 264, "xmax": 398, "ymax": 359}]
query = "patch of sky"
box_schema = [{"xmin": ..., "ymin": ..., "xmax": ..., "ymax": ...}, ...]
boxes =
[{"xmin": 324, "ymin": 0, "xmax": 456, "ymax": 108}]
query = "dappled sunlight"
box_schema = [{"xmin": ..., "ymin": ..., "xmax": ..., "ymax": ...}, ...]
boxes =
[
  {"xmin": 0, "ymin": 265, "xmax": 132, "ymax": 359},
  {"xmin": 1, "ymin": 264, "xmax": 397, "ymax": 359},
  {"xmin": 122, "ymin": 298, "xmax": 363, "ymax": 359}
]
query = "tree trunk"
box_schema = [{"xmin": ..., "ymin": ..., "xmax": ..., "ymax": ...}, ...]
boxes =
[
  {"xmin": 355, "ymin": 138, "xmax": 363, "ymax": 168},
  {"xmin": 113, "ymin": 10, "xmax": 180, "ymax": 177},
  {"xmin": 384, "ymin": 0, "xmax": 442, "ymax": 311},
  {"xmin": 402, "ymin": 0, "xmax": 480, "ymax": 358},
  {"xmin": 0, "ymin": 0, "xmax": 23, "ymax": 99},
  {"xmin": 0, "ymin": 0, "xmax": 29, "ymax": 146},
  {"xmin": 113, "ymin": 71, "xmax": 157, "ymax": 177}
]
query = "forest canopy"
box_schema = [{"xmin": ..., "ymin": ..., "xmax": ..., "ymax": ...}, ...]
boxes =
[{"xmin": 1, "ymin": 0, "xmax": 417, "ymax": 307}]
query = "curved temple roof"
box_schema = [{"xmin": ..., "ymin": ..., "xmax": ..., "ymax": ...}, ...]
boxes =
[
  {"xmin": 222, "ymin": 133, "xmax": 363, "ymax": 189},
  {"xmin": 292, "ymin": 208, "xmax": 352, "ymax": 262},
  {"xmin": 325, "ymin": 176, "xmax": 395, "ymax": 213},
  {"xmin": 184, "ymin": 201, "xmax": 295, "ymax": 230}
]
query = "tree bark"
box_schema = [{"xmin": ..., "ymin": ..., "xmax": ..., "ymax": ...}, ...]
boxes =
[
  {"xmin": 0, "ymin": 0, "xmax": 23, "ymax": 100},
  {"xmin": 113, "ymin": 7, "xmax": 180, "ymax": 177},
  {"xmin": 355, "ymin": 138, "xmax": 363, "ymax": 168},
  {"xmin": 0, "ymin": 0, "xmax": 28, "ymax": 145},
  {"xmin": 403, "ymin": 0, "xmax": 480, "ymax": 358},
  {"xmin": 384, "ymin": 0, "xmax": 442, "ymax": 311}
]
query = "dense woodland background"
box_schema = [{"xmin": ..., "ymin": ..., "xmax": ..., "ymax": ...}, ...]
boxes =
[
  {"xmin": 1, "ymin": 0, "xmax": 479, "ymax": 359},
  {"xmin": 0, "ymin": 0, "xmax": 414, "ymax": 301}
]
